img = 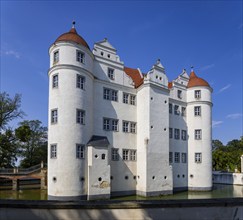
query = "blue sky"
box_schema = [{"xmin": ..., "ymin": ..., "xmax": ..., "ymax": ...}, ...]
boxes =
[{"xmin": 0, "ymin": 1, "xmax": 242, "ymax": 144}]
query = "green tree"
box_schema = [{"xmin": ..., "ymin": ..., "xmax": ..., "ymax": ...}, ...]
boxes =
[{"xmin": 15, "ymin": 120, "xmax": 47, "ymax": 168}]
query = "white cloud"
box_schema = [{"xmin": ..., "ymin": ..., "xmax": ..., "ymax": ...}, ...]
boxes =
[
  {"xmin": 5, "ymin": 50, "xmax": 20, "ymax": 59},
  {"xmin": 218, "ymin": 84, "xmax": 231, "ymax": 93},
  {"xmin": 200, "ymin": 64, "xmax": 215, "ymax": 71},
  {"xmin": 212, "ymin": 120, "xmax": 223, "ymax": 128},
  {"xmin": 226, "ymin": 113, "xmax": 243, "ymax": 119}
]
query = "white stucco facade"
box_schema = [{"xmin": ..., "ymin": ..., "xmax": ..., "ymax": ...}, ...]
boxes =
[{"xmin": 47, "ymin": 24, "xmax": 213, "ymax": 200}]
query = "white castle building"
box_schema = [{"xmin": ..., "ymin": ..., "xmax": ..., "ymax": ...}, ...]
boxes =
[{"xmin": 48, "ymin": 22, "xmax": 213, "ymax": 200}]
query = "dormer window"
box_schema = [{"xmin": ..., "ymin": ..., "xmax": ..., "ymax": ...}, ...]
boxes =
[
  {"xmin": 53, "ymin": 50, "xmax": 59, "ymax": 63},
  {"xmin": 76, "ymin": 50, "xmax": 85, "ymax": 63},
  {"xmin": 177, "ymin": 90, "xmax": 182, "ymax": 99},
  {"xmin": 108, "ymin": 68, "xmax": 114, "ymax": 80}
]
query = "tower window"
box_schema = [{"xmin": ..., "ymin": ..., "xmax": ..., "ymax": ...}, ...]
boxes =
[
  {"xmin": 51, "ymin": 109, "xmax": 58, "ymax": 124},
  {"xmin": 53, "ymin": 50, "xmax": 59, "ymax": 63},
  {"xmin": 174, "ymin": 152, "xmax": 180, "ymax": 163},
  {"xmin": 177, "ymin": 90, "xmax": 182, "ymax": 99},
  {"xmin": 76, "ymin": 74, "xmax": 85, "ymax": 90},
  {"xmin": 195, "ymin": 153, "xmax": 202, "ymax": 163},
  {"xmin": 76, "ymin": 144, "xmax": 85, "ymax": 159},
  {"xmin": 195, "ymin": 90, "xmax": 201, "ymax": 99},
  {"xmin": 195, "ymin": 129, "xmax": 202, "ymax": 140},
  {"xmin": 76, "ymin": 109, "xmax": 85, "ymax": 125},
  {"xmin": 111, "ymin": 148, "xmax": 119, "ymax": 161},
  {"xmin": 50, "ymin": 144, "xmax": 57, "ymax": 158},
  {"xmin": 108, "ymin": 68, "xmax": 114, "ymax": 80},
  {"xmin": 76, "ymin": 50, "xmax": 85, "ymax": 63},
  {"xmin": 52, "ymin": 74, "xmax": 58, "ymax": 88},
  {"xmin": 182, "ymin": 153, "xmax": 187, "ymax": 163},
  {"xmin": 194, "ymin": 106, "xmax": 201, "ymax": 116}
]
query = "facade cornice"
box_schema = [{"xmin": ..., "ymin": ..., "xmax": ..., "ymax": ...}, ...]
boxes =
[
  {"xmin": 169, "ymin": 98, "xmax": 187, "ymax": 106},
  {"xmin": 187, "ymin": 100, "xmax": 213, "ymax": 107},
  {"xmin": 138, "ymin": 81, "xmax": 170, "ymax": 93},
  {"xmin": 48, "ymin": 64, "xmax": 94, "ymax": 80},
  {"xmin": 94, "ymin": 56, "xmax": 124, "ymax": 70}
]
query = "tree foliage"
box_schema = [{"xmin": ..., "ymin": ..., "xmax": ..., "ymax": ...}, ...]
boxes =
[
  {"xmin": 212, "ymin": 137, "xmax": 243, "ymax": 172},
  {"xmin": 15, "ymin": 120, "xmax": 47, "ymax": 168}
]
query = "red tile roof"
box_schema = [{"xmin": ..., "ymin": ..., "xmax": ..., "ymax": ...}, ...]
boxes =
[
  {"xmin": 187, "ymin": 71, "xmax": 210, "ymax": 88},
  {"xmin": 168, "ymin": 82, "xmax": 173, "ymax": 89},
  {"xmin": 55, "ymin": 28, "xmax": 90, "ymax": 50},
  {"xmin": 124, "ymin": 67, "xmax": 144, "ymax": 88}
]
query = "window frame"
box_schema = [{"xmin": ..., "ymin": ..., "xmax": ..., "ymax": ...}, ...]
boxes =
[
  {"xmin": 52, "ymin": 74, "xmax": 58, "ymax": 88},
  {"xmin": 76, "ymin": 109, "xmax": 85, "ymax": 125},
  {"xmin": 195, "ymin": 152, "xmax": 202, "ymax": 163},
  {"xmin": 195, "ymin": 129, "xmax": 202, "ymax": 140},
  {"xmin": 76, "ymin": 144, "xmax": 85, "ymax": 159},
  {"xmin": 76, "ymin": 50, "xmax": 85, "ymax": 64},
  {"xmin": 76, "ymin": 74, "xmax": 85, "ymax": 90},
  {"xmin": 50, "ymin": 144, "xmax": 57, "ymax": 159},
  {"xmin": 111, "ymin": 148, "xmax": 119, "ymax": 161},
  {"xmin": 51, "ymin": 109, "xmax": 58, "ymax": 124},
  {"xmin": 108, "ymin": 68, "xmax": 115, "ymax": 80}
]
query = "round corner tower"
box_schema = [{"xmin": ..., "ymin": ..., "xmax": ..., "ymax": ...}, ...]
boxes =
[
  {"xmin": 48, "ymin": 22, "xmax": 94, "ymax": 200},
  {"xmin": 186, "ymin": 70, "xmax": 213, "ymax": 191}
]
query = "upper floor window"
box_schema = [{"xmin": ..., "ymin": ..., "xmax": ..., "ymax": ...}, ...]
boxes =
[
  {"xmin": 181, "ymin": 130, "xmax": 187, "ymax": 140},
  {"xmin": 103, "ymin": 118, "xmax": 118, "ymax": 131},
  {"xmin": 130, "ymin": 95, "xmax": 136, "ymax": 105},
  {"xmin": 195, "ymin": 129, "xmax": 202, "ymax": 140},
  {"xmin": 195, "ymin": 153, "xmax": 202, "ymax": 163},
  {"xmin": 130, "ymin": 122, "xmax": 136, "ymax": 133},
  {"xmin": 174, "ymin": 105, "xmax": 180, "ymax": 115},
  {"xmin": 76, "ymin": 74, "xmax": 85, "ymax": 90},
  {"xmin": 50, "ymin": 144, "xmax": 57, "ymax": 158},
  {"xmin": 174, "ymin": 128, "xmax": 180, "ymax": 139},
  {"xmin": 182, "ymin": 153, "xmax": 187, "ymax": 163},
  {"xmin": 103, "ymin": 88, "xmax": 118, "ymax": 102},
  {"xmin": 76, "ymin": 109, "xmax": 85, "ymax": 125},
  {"xmin": 123, "ymin": 121, "xmax": 129, "ymax": 133},
  {"xmin": 169, "ymin": 152, "xmax": 173, "ymax": 164},
  {"xmin": 177, "ymin": 90, "xmax": 182, "ymax": 99},
  {"xmin": 181, "ymin": 107, "xmax": 186, "ymax": 117},
  {"xmin": 169, "ymin": 103, "xmax": 172, "ymax": 114},
  {"xmin": 123, "ymin": 121, "xmax": 136, "ymax": 133},
  {"xmin": 52, "ymin": 74, "xmax": 58, "ymax": 88},
  {"xmin": 194, "ymin": 106, "xmax": 201, "ymax": 116},
  {"xmin": 122, "ymin": 149, "xmax": 129, "ymax": 161},
  {"xmin": 111, "ymin": 148, "xmax": 119, "ymax": 161},
  {"xmin": 53, "ymin": 51, "xmax": 59, "ymax": 63},
  {"xmin": 76, "ymin": 50, "xmax": 85, "ymax": 63},
  {"xmin": 51, "ymin": 109, "xmax": 58, "ymax": 124},
  {"xmin": 76, "ymin": 144, "xmax": 85, "ymax": 159},
  {"xmin": 195, "ymin": 90, "xmax": 201, "ymax": 99},
  {"xmin": 130, "ymin": 150, "xmax": 137, "ymax": 161},
  {"xmin": 108, "ymin": 68, "xmax": 114, "ymax": 80},
  {"xmin": 175, "ymin": 152, "xmax": 180, "ymax": 163},
  {"xmin": 169, "ymin": 128, "xmax": 173, "ymax": 139},
  {"xmin": 123, "ymin": 93, "xmax": 129, "ymax": 104}
]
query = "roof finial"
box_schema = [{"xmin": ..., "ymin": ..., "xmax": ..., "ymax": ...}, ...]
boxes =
[
  {"xmin": 157, "ymin": 58, "xmax": 160, "ymax": 64},
  {"xmin": 72, "ymin": 20, "xmax": 76, "ymax": 28},
  {"xmin": 191, "ymin": 66, "xmax": 194, "ymax": 72}
]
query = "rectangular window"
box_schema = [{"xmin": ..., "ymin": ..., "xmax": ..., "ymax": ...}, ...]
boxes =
[
  {"xmin": 177, "ymin": 90, "xmax": 182, "ymax": 99},
  {"xmin": 123, "ymin": 121, "xmax": 129, "ymax": 132},
  {"xmin": 76, "ymin": 50, "xmax": 85, "ymax": 63},
  {"xmin": 52, "ymin": 74, "xmax": 58, "ymax": 88},
  {"xmin": 50, "ymin": 144, "xmax": 57, "ymax": 158},
  {"xmin": 122, "ymin": 149, "xmax": 129, "ymax": 161},
  {"xmin": 108, "ymin": 68, "xmax": 114, "ymax": 80},
  {"xmin": 130, "ymin": 95, "xmax": 136, "ymax": 105},
  {"xmin": 194, "ymin": 106, "xmax": 201, "ymax": 116},
  {"xmin": 174, "ymin": 105, "xmax": 180, "ymax": 115},
  {"xmin": 130, "ymin": 150, "xmax": 137, "ymax": 161},
  {"xmin": 195, "ymin": 129, "xmax": 202, "ymax": 140},
  {"xmin": 169, "ymin": 103, "xmax": 172, "ymax": 114},
  {"xmin": 112, "ymin": 148, "xmax": 119, "ymax": 161},
  {"xmin": 76, "ymin": 109, "xmax": 85, "ymax": 124},
  {"xmin": 175, "ymin": 152, "xmax": 180, "ymax": 163},
  {"xmin": 103, "ymin": 88, "xmax": 110, "ymax": 100},
  {"xmin": 111, "ymin": 119, "xmax": 119, "ymax": 131},
  {"xmin": 76, "ymin": 144, "xmax": 85, "ymax": 159},
  {"xmin": 181, "ymin": 107, "xmax": 186, "ymax": 117},
  {"xmin": 51, "ymin": 109, "xmax": 58, "ymax": 124},
  {"xmin": 103, "ymin": 118, "xmax": 110, "ymax": 130},
  {"xmin": 174, "ymin": 128, "xmax": 180, "ymax": 139},
  {"xmin": 195, "ymin": 153, "xmax": 202, "ymax": 163},
  {"xmin": 53, "ymin": 51, "xmax": 59, "ymax": 63},
  {"xmin": 182, "ymin": 153, "xmax": 187, "ymax": 163},
  {"xmin": 111, "ymin": 90, "xmax": 118, "ymax": 101},
  {"xmin": 195, "ymin": 90, "xmax": 201, "ymax": 99},
  {"xmin": 181, "ymin": 130, "xmax": 187, "ymax": 140},
  {"xmin": 169, "ymin": 152, "xmax": 173, "ymax": 164},
  {"xmin": 130, "ymin": 122, "xmax": 136, "ymax": 133},
  {"xmin": 76, "ymin": 74, "xmax": 85, "ymax": 90},
  {"xmin": 169, "ymin": 128, "xmax": 173, "ymax": 139},
  {"xmin": 123, "ymin": 93, "xmax": 129, "ymax": 104}
]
